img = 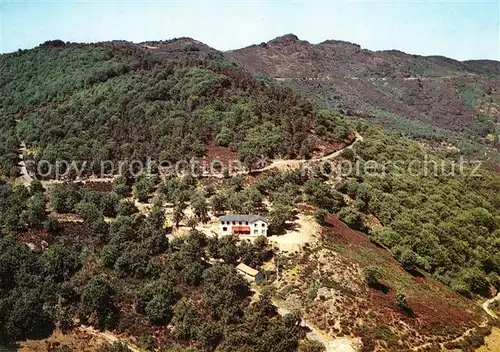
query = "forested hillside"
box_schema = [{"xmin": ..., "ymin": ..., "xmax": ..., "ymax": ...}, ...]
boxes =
[
  {"xmin": 0, "ymin": 177, "xmax": 303, "ymax": 350},
  {"xmin": 1, "ymin": 37, "xmax": 500, "ymax": 351},
  {"xmin": 0, "ymin": 40, "xmax": 350, "ymax": 178},
  {"xmin": 0, "ymin": 38, "xmax": 350, "ymax": 350},
  {"xmin": 337, "ymin": 124, "xmax": 500, "ymax": 294}
]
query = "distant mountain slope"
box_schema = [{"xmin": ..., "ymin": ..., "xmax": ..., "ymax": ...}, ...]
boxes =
[
  {"xmin": 227, "ymin": 34, "xmax": 500, "ymax": 169},
  {"xmin": 0, "ymin": 39, "xmax": 351, "ymax": 177}
]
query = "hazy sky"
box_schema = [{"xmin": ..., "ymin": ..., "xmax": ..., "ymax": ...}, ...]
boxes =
[{"xmin": 1, "ymin": 0, "xmax": 499, "ymax": 60}]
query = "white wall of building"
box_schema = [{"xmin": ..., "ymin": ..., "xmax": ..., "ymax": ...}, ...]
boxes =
[
  {"xmin": 219, "ymin": 219, "xmax": 268, "ymax": 236},
  {"xmin": 250, "ymin": 220, "xmax": 267, "ymax": 236}
]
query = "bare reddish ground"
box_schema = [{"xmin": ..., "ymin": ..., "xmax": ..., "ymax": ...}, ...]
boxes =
[
  {"xmin": 366, "ymin": 282, "xmax": 475, "ymax": 331},
  {"xmin": 17, "ymin": 229, "xmax": 52, "ymax": 250},
  {"xmin": 202, "ymin": 143, "xmax": 241, "ymax": 170},
  {"xmin": 310, "ymin": 132, "xmax": 355, "ymax": 158},
  {"xmin": 323, "ymin": 215, "xmax": 391, "ymax": 257}
]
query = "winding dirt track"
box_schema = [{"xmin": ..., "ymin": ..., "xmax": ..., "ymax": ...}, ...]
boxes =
[
  {"xmin": 259, "ymin": 131, "xmax": 364, "ymax": 171},
  {"xmin": 17, "ymin": 131, "xmax": 364, "ymax": 183},
  {"xmin": 79, "ymin": 325, "xmax": 140, "ymax": 352},
  {"xmin": 482, "ymin": 293, "xmax": 500, "ymax": 318},
  {"xmin": 201, "ymin": 131, "xmax": 364, "ymax": 178}
]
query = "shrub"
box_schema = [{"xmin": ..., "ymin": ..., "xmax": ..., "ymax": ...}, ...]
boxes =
[
  {"xmin": 396, "ymin": 289, "xmax": 408, "ymax": 310},
  {"xmin": 363, "ymin": 266, "xmax": 382, "ymax": 285},
  {"xmin": 338, "ymin": 207, "xmax": 363, "ymax": 230},
  {"xmin": 299, "ymin": 339, "xmax": 326, "ymax": 352}
]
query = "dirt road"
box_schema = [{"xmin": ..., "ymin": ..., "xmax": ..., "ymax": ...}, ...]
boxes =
[
  {"xmin": 272, "ymin": 298, "xmax": 357, "ymax": 352},
  {"xmin": 482, "ymin": 293, "xmax": 500, "ymax": 318},
  {"xmin": 260, "ymin": 131, "xmax": 363, "ymax": 171},
  {"xmin": 201, "ymin": 131, "xmax": 364, "ymax": 178},
  {"xmin": 79, "ymin": 325, "xmax": 140, "ymax": 352},
  {"xmin": 18, "ymin": 141, "xmax": 34, "ymax": 185}
]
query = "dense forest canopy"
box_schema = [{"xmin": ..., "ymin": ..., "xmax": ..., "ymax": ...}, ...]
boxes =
[
  {"xmin": 336, "ymin": 125, "xmax": 500, "ymax": 294},
  {"xmin": 0, "ymin": 177, "xmax": 302, "ymax": 350},
  {"xmin": 0, "ymin": 41, "xmax": 350, "ymax": 177}
]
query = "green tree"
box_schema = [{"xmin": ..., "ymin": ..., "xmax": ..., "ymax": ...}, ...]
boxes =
[
  {"xmin": 98, "ymin": 342, "xmax": 130, "ymax": 352},
  {"xmin": 243, "ymin": 187, "xmax": 263, "ymax": 213},
  {"xmin": 191, "ymin": 193, "xmax": 209, "ymax": 223},
  {"xmin": 338, "ymin": 207, "xmax": 363, "ymax": 230},
  {"xmin": 138, "ymin": 278, "xmax": 180, "ymax": 325},
  {"xmin": 29, "ymin": 179, "xmax": 44, "ymax": 194},
  {"xmin": 2, "ymin": 288, "xmax": 54, "ymax": 342},
  {"xmin": 40, "ymin": 244, "xmax": 79, "ymax": 282},
  {"xmin": 49, "ymin": 183, "xmax": 82, "ymax": 213},
  {"xmin": 145, "ymin": 296, "xmax": 173, "ymax": 325},
  {"xmin": 173, "ymin": 201, "xmax": 186, "ymax": 227},
  {"xmin": 173, "ymin": 299, "xmax": 202, "ymax": 340},
  {"xmin": 393, "ymin": 246, "xmax": 425, "ymax": 272},
  {"xmin": 117, "ymin": 200, "xmax": 138, "ymax": 216},
  {"xmin": 269, "ymin": 203, "xmax": 293, "ymax": 234},
  {"xmin": 75, "ymin": 200, "xmax": 102, "ymax": 222},
  {"xmin": 457, "ymin": 267, "xmax": 489, "ymax": 295},
  {"xmin": 299, "ymin": 340, "xmax": 326, "ymax": 352},
  {"xmin": 20, "ymin": 193, "xmax": 47, "ymax": 229},
  {"xmin": 396, "ymin": 289, "xmax": 409, "ymax": 310},
  {"xmin": 186, "ymin": 215, "xmax": 198, "ymax": 230},
  {"xmin": 217, "ymin": 235, "xmax": 239, "ymax": 264},
  {"xmin": 363, "ymin": 266, "xmax": 382, "ymax": 285},
  {"xmin": 114, "ymin": 246, "xmax": 151, "ymax": 278},
  {"xmin": 100, "ymin": 244, "xmax": 121, "ymax": 268},
  {"xmin": 80, "ymin": 274, "xmax": 118, "ymax": 329},
  {"xmin": 100, "ymin": 192, "xmax": 120, "ymax": 217},
  {"xmin": 314, "ymin": 209, "xmax": 329, "ymax": 225},
  {"xmin": 305, "ymin": 179, "xmax": 345, "ymax": 213},
  {"xmin": 197, "ymin": 321, "xmax": 222, "ymax": 350},
  {"xmin": 112, "ymin": 176, "xmax": 130, "ymax": 197},
  {"xmin": 134, "ymin": 176, "xmax": 156, "ymax": 203},
  {"xmin": 211, "ymin": 193, "xmax": 227, "ymax": 214}
]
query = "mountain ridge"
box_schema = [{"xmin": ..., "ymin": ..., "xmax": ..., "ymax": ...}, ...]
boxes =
[{"xmin": 226, "ymin": 34, "xmax": 500, "ymax": 169}]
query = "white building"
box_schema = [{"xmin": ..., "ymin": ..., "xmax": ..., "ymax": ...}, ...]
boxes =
[{"xmin": 219, "ymin": 214, "xmax": 268, "ymax": 237}]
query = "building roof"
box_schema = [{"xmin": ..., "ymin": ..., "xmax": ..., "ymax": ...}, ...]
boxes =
[
  {"xmin": 219, "ymin": 214, "xmax": 268, "ymax": 224},
  {"xmin": 236, "ymin": 263, "xmax": 261, "ymax": 277}
]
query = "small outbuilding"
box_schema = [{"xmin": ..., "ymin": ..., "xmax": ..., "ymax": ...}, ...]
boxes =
[{"xmin": 236, "ymin": 263, "xmax": 264, "ymax": 282}]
